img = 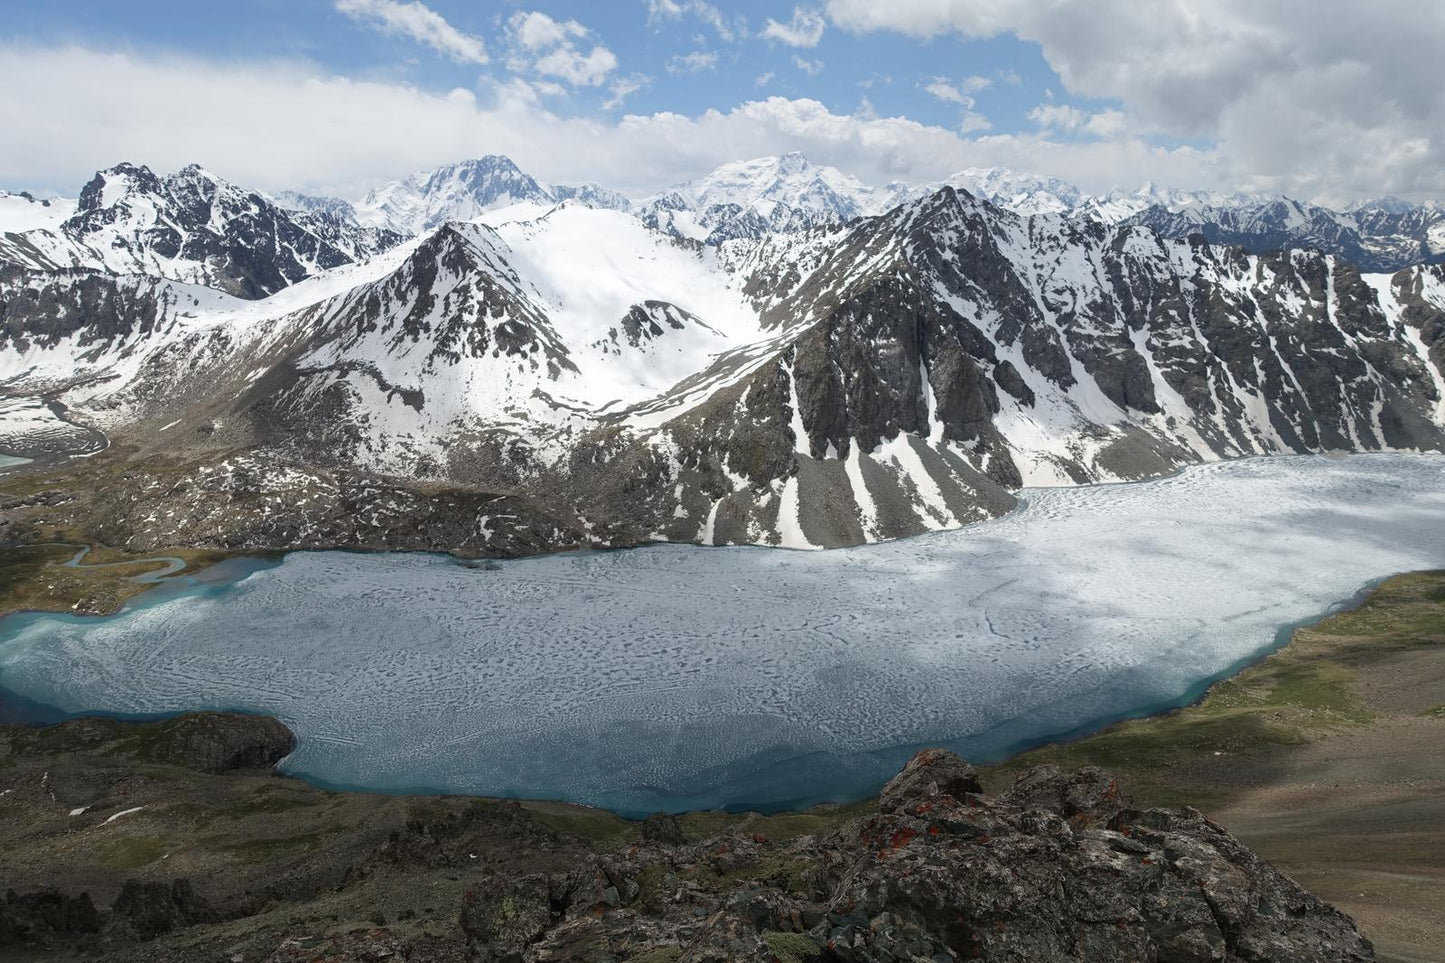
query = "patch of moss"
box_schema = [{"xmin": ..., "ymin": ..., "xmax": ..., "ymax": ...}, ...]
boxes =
[
  {"xmin": 215, "ymin": 830, "xmax": 327, "ymax": 865},
  {"xmin": 763, "ymin": 930, "xmax": 821, "ymax": 963},
  {"xmin": 1422, "ymin": 705, "xmax": 1445, "ymax": 719},
  {"xmin": 626, "ymin": 946, "xmax": 682, "ymax": 963},
  {"xmin": 679, "ymin": 802, "xmax": 870, "ymax": 844},
  {"xmin": 98, "ymin": 833, "xmax": 169, "ymax": 869},
  {"xmin": 521, "ymin": 800, "xmax": 636, "ymax": 850},
  {"xmin": 634, "ymin": 863, "xmax": 672, "ymax": 904}
]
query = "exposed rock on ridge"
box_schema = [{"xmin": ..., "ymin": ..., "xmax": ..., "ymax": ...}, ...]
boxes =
[{"xmin": 450, "ymin": 750, "xmax": 1371, "ymax": 963}]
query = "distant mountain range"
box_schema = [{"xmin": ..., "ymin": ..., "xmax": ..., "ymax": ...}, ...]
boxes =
[
  {"xmin": 329, "ymin": 154, "xmax": 1445, "ymax": 272},
  {"xmin": 2, "ymin": 154, "xmax": 1443, "ymax": 557}
]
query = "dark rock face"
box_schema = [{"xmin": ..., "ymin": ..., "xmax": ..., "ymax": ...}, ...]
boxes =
[
  {"xmin": 0, "ymin": 888, "xmax": 101, "ymax": 947},
  {"xmin": 641, "ymin": 812, "xmax": 688, "ymax": 847},
  {"xmin": 137, "ymin": 712, "xmax": 296, "ymax": 773},
  {"xmin": 446, "ymin": 751, "xmax": 1372, "ymax": 963},
  {"xmin": 4, "ymin": 712, "xmax": 294, "ymax": 774},
  {"xmin": 998, "ymin": 763, "xmax": 1132, "ymax": 824},
  {"xmin": 0, "ymin": 264, "xmax": 177, "ymax": 356},
  {"xmin": 111, "ymin": 879, "xmax": 217, "ymax": 940}
]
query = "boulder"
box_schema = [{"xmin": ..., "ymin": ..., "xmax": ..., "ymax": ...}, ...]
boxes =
[
  {"xmin": 877, "ymin": 748, "xmax": 983, "ymax": 813},
  {"xmin": 640, "ymin": 812, "xmax": 687, "ymax": 847},
  {"xmin": 1000, "ymin": 763, "xmax": 1133, "ymax": 826}
]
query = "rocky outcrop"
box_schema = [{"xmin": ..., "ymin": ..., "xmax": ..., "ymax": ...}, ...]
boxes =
[
  {"xmin": 877, "ymin": 745, "xmax": 983, "ymax": 812},
  {"xmin": 449, "ymin": 750, "xmax": 1372, "ymax": 963},
  {"xmin": 110, "ymin": 879, "xmax": 218, "ymax": 940},
  {"xmin": 134, "ymin": 712, "xmax": 296, "ymax": 773},
  {"xmin": 5, "ymin": 712, "xmax": 295, "ymax": 774},
  {"xmin": 0, "ymin": 888, "xmax": 102, "ymax": 946}
]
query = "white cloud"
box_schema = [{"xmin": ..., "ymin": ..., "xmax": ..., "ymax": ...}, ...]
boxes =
[
  {"xmin": 667, "ymin": 50, "xmax": 718, "ymax": 74},
  {"xmin": 603, "ymin": 73, "xmax": 651, "ymax": 110},
  {"xmin": 534, "ymin": 45, "xmax": 618, "ymax": 87},
  {"xmin": 645, "ymin": 0, "xmax": 741, "ymax": 42},
  {"xmin": 334, "ymin": 0, "xmax": 487, "ymax": 64},
  {"xmin": 644, "ymin": 0, "xmax": 683, "ymax": 21},
  {"xmin": 511, "ymin": 11, "xmax": 587, "ymax": 51},
  {"xmin": 958, "ymin": 112, "xmax": 991, "ymax": 134},
  {"xmin": 1084, "ymin": 109, "xmax": 1127, "ymax": 139},
  {"xmin": 755, "ymin": 71, "xmax": 776, "ymax": 87},
  {"xmin": 761, "ymin": 8, "xmax": 826, "ymax": 48},
  {"xmin": 792, "ymin": 55, "xmax": 824, "ymax": 77},
  {"xmin": 826, "ymin": 0, "xmax": 1445, "ymax": 202},
  {"xmin": 507, "ymin": 11, "xmax": 616, "ymax": 89},
  {"xmin": 1028, "ymin": 103, "xmax": 1085, "ymax": 131},
  {"xmin": 926, "ymin": 79, "xmax": 992, "ymax": 133},
  {"xmin": 924, "ymin": 79, "xmax": 974, "ymax": 106},
  {"xmin": 1029, "ymin": 103, "xmax": 1129, "ymax": 140},
  {"xmin": 0, "ymin": 43, "xmax": 1306, "ymax": 205}
]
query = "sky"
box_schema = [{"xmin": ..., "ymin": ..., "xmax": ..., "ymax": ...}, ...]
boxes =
[{"xmin": 2, "ymin": 0, "xmax": 1443, "ymax": 205}]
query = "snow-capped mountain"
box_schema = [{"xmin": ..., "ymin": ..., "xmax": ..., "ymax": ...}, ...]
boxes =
[
  {"xmin": 3, "ymin": 159, "xmax": 1445, "ymax": 559},
  {"xmin": 637, "ymin": 152, "xmax": 907, "ymax": 245},
  {"xmin": 355, "ymin": 156, "xmax": 636, "ymax": 235},
  {"xmin": 1123, "ymin": 196, "xmax": 1445, "ymax": 273},
  {"xmin": 1073, "ymin": 183, "xmax": 1270, "ymax": 223},
  {"xmin": 0, "ymin": 190, "xmax": 77, "ymax": 234},
  {"xmin": 550, "ymin": 183, "xmax": 632, "ymax": 212},
  {"xmin": 270, "ymin": 189, "xmax": 362, "ymax": 221},
  {"xmin": 356, "ymin": 156, "xmax": 557, "ymax": 235},
  {"xmin": 0, "ymin": 164, "xmax": 401, "ymax": 299},
  {"xmin": 941, "ymin": 168, "xmax": 1083, "ymax": 217}
]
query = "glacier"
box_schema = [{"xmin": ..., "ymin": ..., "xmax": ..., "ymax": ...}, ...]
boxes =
[{"xmin": 1, "ymin": 452, "xmax": 1444, "ymax": 816}]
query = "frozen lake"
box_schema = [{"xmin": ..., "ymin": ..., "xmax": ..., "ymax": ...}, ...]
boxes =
[{"xmin": 2, "ymin": 453, "xmax": 1444, "ymax": 815}]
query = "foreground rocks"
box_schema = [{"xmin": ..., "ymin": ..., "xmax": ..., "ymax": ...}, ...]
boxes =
[
  {"xmin": 449, "ymin": 752, "xmax": 1371, "ymax": 963},
  {"xmin": 0, "ymin": 716, "xmax": 1372, "ymax": 962}
]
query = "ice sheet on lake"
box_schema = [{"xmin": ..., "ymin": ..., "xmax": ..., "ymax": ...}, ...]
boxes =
[{"xmin": 2, "ymin": 454, "xmax": 1445, "ymax": 815}]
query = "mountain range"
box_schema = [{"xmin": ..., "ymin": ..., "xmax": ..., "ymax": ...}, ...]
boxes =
[{"xmin": 2, "ymin": 154, "xmax": 1444, "ymax": 557}]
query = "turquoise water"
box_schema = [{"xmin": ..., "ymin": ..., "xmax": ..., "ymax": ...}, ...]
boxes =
[
  {"xmin": 0, "ymin": 454, "xmax": 31, "ymax": 470},
  {"xmin": 2, "ymin": 453, "xmax": 1444, "ymax": 816}
]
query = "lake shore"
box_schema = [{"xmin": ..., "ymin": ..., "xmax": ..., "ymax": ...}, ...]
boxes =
[
  {"xmin": 2, "ymin": 570, "xmax": 1441, "ymax": 959},
  {"xmin": 978, "ymin": 570, "xmax": 1445, "ymax": 963}
]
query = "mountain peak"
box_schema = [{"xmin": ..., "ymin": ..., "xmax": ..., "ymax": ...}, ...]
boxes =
[
  {"xmin": 776, "ymin": 151, "xmax": 813, "ymax": 175},
  {"xmin": 357, "ymin": 156, "xmax": 554, "ymax": 235},
  {"xmin": 1347, "ymin": 195, "xmax": 1417, "ymax": 216},
  {"xmin": 176, "ymin": 162, "xmax": 220, "ymax": 180},
  {"xmin": 76, "ymin": 162, "xmax": 162, "ymax": 212}
]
